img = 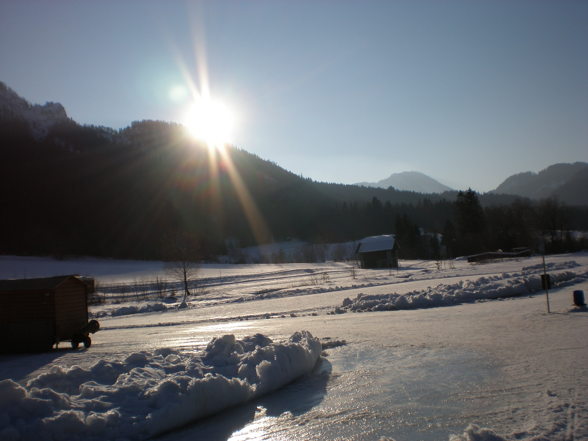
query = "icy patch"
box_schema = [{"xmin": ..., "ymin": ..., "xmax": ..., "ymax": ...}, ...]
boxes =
[
  {"xmin": 383, "ymin": 424, "xmax": 507, "ymax": 441},
  {"xmin": 338, "ymin": 270, "xmax": 588, "ymax": 313},
  {"xmin": 0, "ymin": 331, "xmax": 321, "ymax": 441}
]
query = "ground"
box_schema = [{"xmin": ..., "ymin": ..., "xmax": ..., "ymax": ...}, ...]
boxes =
[{"xmin": 0, "ymin": 253, "xmax": 587, "ymax": 440}]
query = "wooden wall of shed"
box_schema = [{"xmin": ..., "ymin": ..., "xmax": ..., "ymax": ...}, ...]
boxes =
[
  {"xmin": 358, "ymin": 250, "xmax": 398, "ymax": 269},
  {"xmin": 54, "ymin": 278, "xmax": 88, "ymax": 340},
  {"xmin": 0, "ymin": 291, "xmax": 55, "ymax": 351}
]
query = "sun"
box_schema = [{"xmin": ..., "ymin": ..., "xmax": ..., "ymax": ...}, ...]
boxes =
[{"xmin": 183, "ymin": 96, "xmax": 235, "ymax": 148}]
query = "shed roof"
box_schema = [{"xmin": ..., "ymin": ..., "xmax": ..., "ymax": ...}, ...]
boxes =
[
  {"xmin": 0, "ymin": 275, "xmax": 83, "ymax": 292},
  {"xmin": 357, "ymin": 235, "xmax": 396, "ymax": 253}
]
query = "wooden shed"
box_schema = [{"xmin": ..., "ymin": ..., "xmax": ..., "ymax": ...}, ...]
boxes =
[
  {"xmin": 0, "ymin": 275, "xmax": 90, "ymax": 352},
  {"xmin": 356, "ymin": 235, "xmax": 399, "ymax": 269}
]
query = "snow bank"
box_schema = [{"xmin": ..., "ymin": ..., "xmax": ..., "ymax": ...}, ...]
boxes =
[
  {"xmin": 0, "ymin": 331, "xmax": 321, "ymax": 441},
  {"xmin": 337, "ymin": 270, "xmax": 588, "ymax": 313},
  {"xmin": 91, "ymin": 302, "xmax": 169, "ymax": 318}
]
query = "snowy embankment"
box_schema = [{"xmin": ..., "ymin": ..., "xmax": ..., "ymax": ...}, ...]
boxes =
[
  {"xmin": 91, "ymin": 302, "xmax": 170, "ymax": 318},
  {"xmin": 337, "ymin": 264, "xmax": 588, "ymax": 313},
  {"xmin": 0, "ymin": 331, "xmax": 321, "ymax": 441}
]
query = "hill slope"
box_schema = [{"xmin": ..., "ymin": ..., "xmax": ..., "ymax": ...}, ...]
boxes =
[
  {"xmin": 2, "ymin": 81, "xmax": 585, "ymax": 260},
  {"xmin": 357, "ymin": 171, "xmax": 453, "ymax": 194},
  {"xmin": 0, "ymin": 82, "xmax": 457, "ymax": 258},
  {"xmin": 492, "ymin": 162, "xmax": 588, "ymax": 205}
]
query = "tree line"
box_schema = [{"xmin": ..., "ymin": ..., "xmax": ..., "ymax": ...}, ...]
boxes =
[{"xmin": 1, "ymin": 119, "xmax": 586, "ymax": 262}]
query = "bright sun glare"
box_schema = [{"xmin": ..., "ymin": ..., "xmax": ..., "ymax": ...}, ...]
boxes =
[{"xmin": 183, "ymin": 96, "xmax": 235, "ymax": 148}]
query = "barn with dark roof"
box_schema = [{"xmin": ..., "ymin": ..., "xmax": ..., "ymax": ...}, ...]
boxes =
[{"xmin": 356, "ymin": 234, "xmax": 399, "ymax": 269}]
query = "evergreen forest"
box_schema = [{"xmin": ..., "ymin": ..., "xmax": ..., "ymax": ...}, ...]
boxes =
[{"xmin": 1, "ymin": 118, "xmax": 587, "ymax": 261}]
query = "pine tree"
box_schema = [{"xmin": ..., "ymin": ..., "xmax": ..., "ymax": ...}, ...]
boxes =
[{"xmin": 455, "ymin": 189, "xmax": 486, "ymax": 255}]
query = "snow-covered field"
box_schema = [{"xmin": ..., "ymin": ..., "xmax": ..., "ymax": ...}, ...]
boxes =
[{"xmin": 1, "ymin": 253, "xmax": 587, "ymax": 440}]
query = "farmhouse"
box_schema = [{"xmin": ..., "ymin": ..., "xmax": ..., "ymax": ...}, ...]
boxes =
[
  {"xmin": 356, "ymin": 234, "xmax": 399, "ymax": 269},
  {"xmin": 0, "ymin": 275, "xmax": 94, "ymax": 352}
]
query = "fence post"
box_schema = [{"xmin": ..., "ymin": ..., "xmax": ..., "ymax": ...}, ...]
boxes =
[{"xmin": 542, "ymin": 254, "xmax": 551, "ymax": 313}]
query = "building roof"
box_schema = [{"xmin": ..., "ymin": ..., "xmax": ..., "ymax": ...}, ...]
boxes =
[
  {"xmin": 0, "ymin": 275, "xmax": 83, "ymax": 292},
  {"xmin": 357, "ymin": 235, "xmax": 396, "ymax": 253}
]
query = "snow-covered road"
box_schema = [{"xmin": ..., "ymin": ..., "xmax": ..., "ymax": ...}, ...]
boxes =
[
  {"xmin": 154, "ymin": 282, "xmax": 588, "ymax": 441},
  {"xmin": 1, "ymin": 253, "xmax": 587, "ymax": 440}
]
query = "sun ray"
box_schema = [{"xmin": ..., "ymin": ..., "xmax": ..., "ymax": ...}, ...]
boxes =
[
  {"xmin": 216, "ymin": 147, "xmax": 272, "ymax": 245},
  {"xmin": 166, "ymin": 3, "xmax": 271, "ymax": 247}
]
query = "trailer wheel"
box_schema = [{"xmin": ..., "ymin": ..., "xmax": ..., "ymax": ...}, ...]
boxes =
[
  {"xmin": 83, "ymin": 336, "xmax": 91, "ymax": 348},
  {"xmin": 71, "ymin": 339, "xmax": 80, "ymax": 350}
]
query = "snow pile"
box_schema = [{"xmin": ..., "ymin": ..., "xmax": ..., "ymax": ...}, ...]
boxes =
[
  {"xmin": 91, "ymin": 302, "xmax": 169, "ymax": 318},
  {"xmin": 338, "ymin": 270, "xmax": 588, "ymax": 313},
  {"xmin": 0, "ymin": 331, "xmax": 321, "ymax": 441}
]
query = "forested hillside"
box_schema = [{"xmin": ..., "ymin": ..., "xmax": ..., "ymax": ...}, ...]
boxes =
[
  {"xmin": 492, "ymin": 162, "xmax": 588, "ymax": 205},
  {"xmin": 1, "ymin": 82, "xmax": 587, "ymax": 260}
]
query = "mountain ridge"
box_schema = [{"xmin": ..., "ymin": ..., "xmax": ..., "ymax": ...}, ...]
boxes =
[
  {"xmin": 4, "ymin": 79, "xmax": 584, "ymax": 205},
  {"xmin": 356, "ymin": 171, "xmax": 453, "ymax": 194},
  {"xmin": 0, "ymin": 81, "xmax": 72, "ymax": 139},
  {"xmin": 491, "ymin": 162, "xmax": 588, "ymax": 205},
  {"xmin": 1, "ymin": 81, "xmax": 587, "ymax": 260},
  {"xmin": 0, "ymin": 81, "xmax": 462, "ymax": 259}
]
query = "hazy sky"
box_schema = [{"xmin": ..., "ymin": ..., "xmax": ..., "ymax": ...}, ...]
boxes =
[{"xmin": 1, "ymin": 0, "xmax": 587, "ymax": 192}]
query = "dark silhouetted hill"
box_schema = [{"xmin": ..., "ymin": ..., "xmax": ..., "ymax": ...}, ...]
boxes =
[
  {"xmin": 492, "ymin": 162, "xmax": 588, "ymax": 206},
  {"xmin": 2, "ymin": 81, "xmax": 587, "ymax": 259},
  {"xmin": 356, "ymin": 171, "xmax": 453, "ymax": 194}
]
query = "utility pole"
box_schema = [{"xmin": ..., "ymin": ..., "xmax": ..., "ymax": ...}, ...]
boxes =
[{"xmin": 541, "ymin": 253, "xmax": 551, "ymax": 314}]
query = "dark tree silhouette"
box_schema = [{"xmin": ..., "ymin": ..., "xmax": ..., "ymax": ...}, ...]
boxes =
[
  {"xmin": 455, "ymin": 189, "xmax": 486, "ymax": 255},
  {"xmin": 163, "ymin": 232, "xmax": 202, "ymax": 306},
  {"xmin": 2, "ymin": 106, "xmax": 588, "ymax": 261}
]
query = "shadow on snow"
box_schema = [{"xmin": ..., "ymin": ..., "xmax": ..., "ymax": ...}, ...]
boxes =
[{"xmin": 155, "ymin": 357, "xmax": 332, "ymax": 441}]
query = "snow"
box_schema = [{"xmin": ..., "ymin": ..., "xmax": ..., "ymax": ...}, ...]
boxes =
[
  {"xmin": 337, "ymin": 266, "xmax": 587, "ymax": 313},
  {"xmin": 92, "ymin": 302, "xmax": 169, "ymax": 318},
  {"xmin": 0, "ymin": 331, "xmax": 321, "ymax": 441},
  {"xmin": 357, "ymin": 234, "xmax": 396, "ymax": 253},
  {"xmin": 0, "ymin": 255, "xmax": 168, "ymax": 283},
  {"xmin": 378, "ymin": 426, "xmax": 509, "ymax": 441},
  {"xmin": 449, "ymin": 425, "xmax": 507, "ymax": 441},
  {"xmin": 1, "ymin": 252, "xmax": 587, "ymax": 440},
  {"xmin": 0, "ymin": 82, "xmax": 70, "ymax": 139}
]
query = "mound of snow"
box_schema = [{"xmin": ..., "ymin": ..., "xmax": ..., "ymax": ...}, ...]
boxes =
[
  {"xmin": 338, "ymin": 270, "xmax": 588, "ymax": 313},
  {"xmin": 0, "ymin": 331, "xmax": 321, "ymax": 441},
  {"xmin": 91, "ymin": 302, "xmax": 169, "ymax": 318}
]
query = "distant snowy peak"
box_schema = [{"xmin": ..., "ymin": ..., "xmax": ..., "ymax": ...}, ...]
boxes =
[
  {"xmin": 357, "ymin": 171, "xmax": 453, "ymax": 194},
  {"xmin": 0, "ymin": 81, "xmax": 72, "ymax": 139}
]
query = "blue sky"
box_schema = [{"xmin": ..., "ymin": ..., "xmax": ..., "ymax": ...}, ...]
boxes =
[{"xmin": 1, "ymin": 0, "xmax": 587, "ymax": 192}]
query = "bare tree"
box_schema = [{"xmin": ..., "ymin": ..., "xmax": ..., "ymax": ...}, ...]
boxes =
[{"xmin": 163, "ymin": 232, "xmax": 201, "ymax": 307}]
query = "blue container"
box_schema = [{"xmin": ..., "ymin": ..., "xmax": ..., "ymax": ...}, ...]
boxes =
[{"xmin": 573, "ymin": 290, "xmax": 585, "ymax": 307}]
